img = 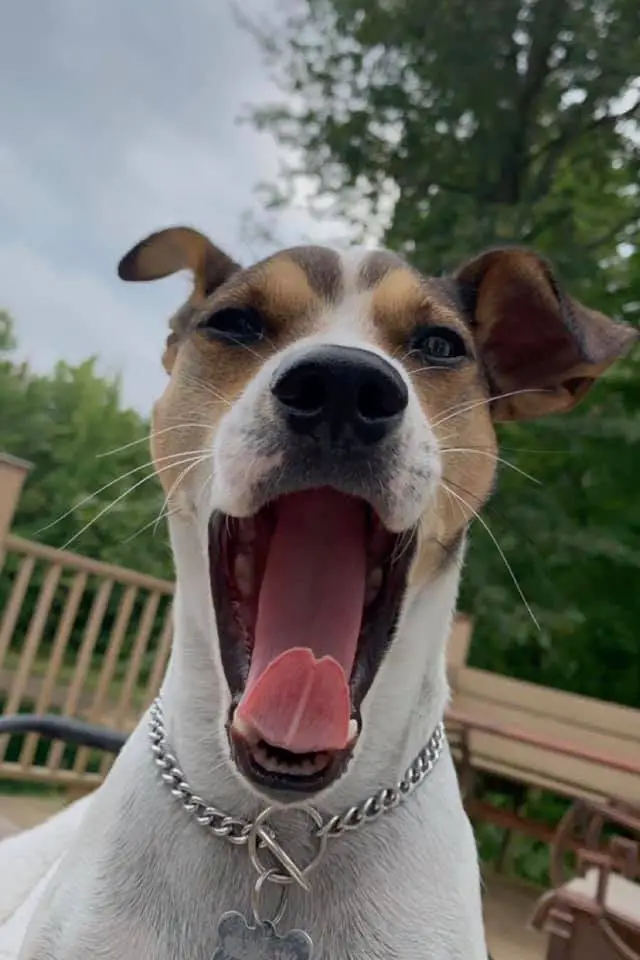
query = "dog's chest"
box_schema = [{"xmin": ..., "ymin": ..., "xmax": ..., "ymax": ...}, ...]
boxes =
[{"xmin": 84, "ymin": 826, "xmax": 479, "ymax": 960}]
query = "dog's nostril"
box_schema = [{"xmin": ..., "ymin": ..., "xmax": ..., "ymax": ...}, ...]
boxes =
[
  {"xmin": 357, "ymin": 375, "xmax": 408, "ymax": 422},
  {"xmin": 277, "ymin": 371, "xmax": 326, "ymax": 415},
  {"xmin": 272, "ymin": 368, "xmax": 326, "ymax": 416}
]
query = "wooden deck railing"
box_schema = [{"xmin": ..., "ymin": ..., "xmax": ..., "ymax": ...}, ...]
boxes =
[{"xmin": 0, "ymin": 531, "xmax": 174, "ymax": 792}]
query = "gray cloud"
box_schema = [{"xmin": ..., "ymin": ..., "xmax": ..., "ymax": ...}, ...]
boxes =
[{"xmin": 0, "ymin": 0, "xmax": 348, "ymax": 412}]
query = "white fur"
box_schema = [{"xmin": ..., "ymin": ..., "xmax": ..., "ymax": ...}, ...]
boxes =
[{"xmin": 18, "ymin": 248, "xmax": 488, "ymax": 959}]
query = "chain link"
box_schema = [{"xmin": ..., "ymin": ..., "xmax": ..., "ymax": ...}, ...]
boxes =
[{"xmin": 148, "ymin": 697, "xmax": 446, "ymax": 848}]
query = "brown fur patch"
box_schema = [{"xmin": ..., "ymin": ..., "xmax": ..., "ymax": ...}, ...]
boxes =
[
  {"xmin": 284, "ymin": 246, "xmax": 344, "ymax": 302},
  {"xmin": 358, "ymin": 250, "xmax": 408, "ymax": 289},
  {"xmin": 252, "ymin": 255, "xmax": 323, "ymax": 326}
]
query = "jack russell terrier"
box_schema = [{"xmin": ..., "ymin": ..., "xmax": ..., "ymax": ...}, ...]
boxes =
[{"xmin": 20, "ymin": 228, "xmax": 637, "ymax": 960}]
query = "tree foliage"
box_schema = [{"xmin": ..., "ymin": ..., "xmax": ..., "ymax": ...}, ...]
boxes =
[
  {"xmin": 0, "ymin": 314, "xmax": 171, "ymax": 581},
  {"xmin": 250, "ymin": 0, "xmax": 640, "ymax": 706}
]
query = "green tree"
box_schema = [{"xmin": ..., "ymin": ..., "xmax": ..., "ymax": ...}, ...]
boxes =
[
  {"xmin": 0, "ymin": 314, "xmax": 171, "ymax": 580},
  {"xmin": 249, "ymin": 0, "xmax": 640, "ymax": 706}
]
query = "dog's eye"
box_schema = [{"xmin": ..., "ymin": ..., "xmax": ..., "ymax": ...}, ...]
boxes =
[
  {"xmin": 198, "ymin": 307, "xmax": 265, "ymax": 345},
  {"xmin": 411, "ymin": 325, "xmax": 468, "ymax": 365}
]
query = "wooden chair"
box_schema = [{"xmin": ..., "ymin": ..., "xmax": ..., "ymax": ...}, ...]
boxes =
[{"xmin": 531, "ymin": 799, "xmax": 640, "ymax": 958}]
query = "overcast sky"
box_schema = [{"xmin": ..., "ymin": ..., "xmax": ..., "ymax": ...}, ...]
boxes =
[{"xmin": 0, "ymin": 0, "xmax": 350, "ymax": 412}]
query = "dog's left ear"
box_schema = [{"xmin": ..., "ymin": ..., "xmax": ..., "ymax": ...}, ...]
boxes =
[
  {"xmin": 117, "ymin": 226, "xmax": 241, "ymax": 374},
  {"xmin": 456, "ymin": 248, "xmax": 638, "ymax": 421}
]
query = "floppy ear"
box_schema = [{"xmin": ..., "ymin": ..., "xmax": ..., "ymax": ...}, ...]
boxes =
[
  {"xmin": 117, "ymin": 226, "xmax": 241, "ymax": 374},
  {"xmin": 118, "ymin": 226, "xmax": 240, "ymax": 297},
  {"xmin": 456, "ymin": 248, "xmax": 638, "ymax": 421}
]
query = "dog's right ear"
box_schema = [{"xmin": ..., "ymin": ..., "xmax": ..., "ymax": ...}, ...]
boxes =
[
  {"xmin": 456, "ymin": 247, "xmax": 638, "ymax": 420},
  {"xmin": 117, "ymin": 226, "xmax": 241, "ymax": 373},
  {"xmin": 118, "ymin": 226, "xmax": 240, "ymax": 298}
]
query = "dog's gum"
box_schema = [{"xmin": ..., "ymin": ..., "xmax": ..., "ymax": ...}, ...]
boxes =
[
  {"xmin": 364, "ymin": 567, "xmax": 383, "ymax": 605},
  {"xmin": 233, "ymin": 553, "xmax": 253, "ymax": 597}
]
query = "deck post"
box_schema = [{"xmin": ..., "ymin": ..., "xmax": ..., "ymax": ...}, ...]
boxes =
[{"xmin": 0, "ymin": 453, "xmax": 32, "ymax": 551}]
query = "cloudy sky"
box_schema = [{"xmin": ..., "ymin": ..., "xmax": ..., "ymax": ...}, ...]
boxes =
[{"xmin": 0, "ymin": 0, "xmax": 350, "ymax": 412}]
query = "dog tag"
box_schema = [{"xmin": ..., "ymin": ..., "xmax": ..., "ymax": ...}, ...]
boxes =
[{"xmin": 213, "ymin": 911, "xmax": 314, "ymax": 960}]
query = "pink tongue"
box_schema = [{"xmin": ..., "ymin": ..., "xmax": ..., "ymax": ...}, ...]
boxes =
[{"xmin": 236, "ymin": 490, "xmax": 366, "ymax": 753}]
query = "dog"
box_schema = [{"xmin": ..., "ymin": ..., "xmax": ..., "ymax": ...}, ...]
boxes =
[{"xmin": 19, "ymin": 228, "xmax": 636, "ymax": 960}]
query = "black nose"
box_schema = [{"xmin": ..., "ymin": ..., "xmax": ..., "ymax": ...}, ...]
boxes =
[{"xmin": 271, "ymin": 345, "xmax": 408, "ymax": 445}]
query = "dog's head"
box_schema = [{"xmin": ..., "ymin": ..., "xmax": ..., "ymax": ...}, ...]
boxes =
[{"xmin": 119, "ymin": 227, "xmax": 636, "ymax": 801}]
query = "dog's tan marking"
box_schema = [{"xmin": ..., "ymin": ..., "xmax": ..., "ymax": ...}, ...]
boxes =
[
  {"xmin": 152, "ymin": 254, "xmax": 327, "ymax": 497},
  {"xmin": 363, "ymin": 263, "xmax": 496, "ymax": 584},
  {"xmin": 369, "ymin": 267, "xmax": 468, "ymax": 345},
  {"xmin": 251, "ymin": 255, "xmax": 323, "ymax": 332}
]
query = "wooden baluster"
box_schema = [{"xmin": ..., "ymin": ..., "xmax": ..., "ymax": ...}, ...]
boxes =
[{"xmin": 20, "ymin": 571, "xmax": 88, "ymax": 768}]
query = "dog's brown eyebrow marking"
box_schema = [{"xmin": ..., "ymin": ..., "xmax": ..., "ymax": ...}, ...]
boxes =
[
  {"xmin": 358, "ymin": 250, "xmax": 410, "ymax": 289},
  {"xmin": 428, "ymin": 277, "xmax": 468, "ymax": 317},
  {"xmin": 283, "ymin": 246, "xmax": 344, "ymax": 302}
]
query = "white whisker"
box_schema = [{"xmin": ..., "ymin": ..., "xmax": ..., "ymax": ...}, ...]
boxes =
[
  {"xmin": 36, "ymin": 449, "xmax": 212, "ymax": 537},
  {"xmin": 176, "ymin": 371, "xmax": 233, "ymax": 407},
  {"xmin": 122, "ymin": 506, "xmax": 181, "ymax": 545},
  {"xmin": 59, "ymin": 453, "xmax": 209, "ymax": 551},
  {"xmin": 96, "ymin": 422, "xmax": 214, "ymax": 459},
  {"xmin": 432, "ymin": 388, "xmax": 549, "ymax": 429},
  {"xmin": 151, "ymin": 454, "xmax": 211, "ymax": 536},
  {"xmin": 440, "ymin": 447, "xmax": 541, "ymax": 485},
  {"xmin": 441, "ymin": 480, "xmax": 540, "ymax": 630}
]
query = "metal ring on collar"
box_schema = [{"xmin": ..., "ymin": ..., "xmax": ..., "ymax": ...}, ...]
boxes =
[
  {"xmin": 251, "ymin": 868, "xmax": 289, "ymax": 927},
  {"xmin": 248, "ymin": 805, "xmax": 328, "ymax": 890}
]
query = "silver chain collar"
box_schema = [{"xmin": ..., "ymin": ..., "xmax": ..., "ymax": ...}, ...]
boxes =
[{"xmin": 148, "ymin": 696, "xmax": 446, "ymax": 926}]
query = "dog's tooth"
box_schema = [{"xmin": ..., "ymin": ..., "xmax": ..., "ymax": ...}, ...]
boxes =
[
  {"xmin": 347, "ymin": 719, "xmax": 359, "ymax": 746},
  {"xmin": 365, "ymin": 567, "xmax": 383, "ymax": 605},
  {"xmin": 232, "ymin": 714, "xmax": 259, "ymax": 745},
  {"xmin": 234, "ymin": 553, "xmax": 253, "ymax": 596}
]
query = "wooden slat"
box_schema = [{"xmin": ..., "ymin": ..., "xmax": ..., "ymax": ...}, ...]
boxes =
[
  {"xmin": 2, "ymin": 564, "xmax": 62, "ymax": 719},
  {"xmin": 449, "ymin": 663, "xmax": 640, "ymax": 804},
  {"xmin": 142, "ymin": 600, "xmax": 173, "ymax": 708},
  {"xmin": 47, "ymin": 579, "xmax": 114, "ymax": 773},
  {"xmin": 447, "ymin": 708, "xmax": 640, "ymax": 803},
  {"xmin": 0, "ymin": 555, "xmax": 36, "ymax": 672},
  {"xmin": 455, "ymin": 666, "xmax": 640, "ymax": 745},
  {"xmin": 19, "ymin": 571, "xmax": 88, "ymax": 768},
  {"xmin": 98, "ymin": 591, "xmax": 160, "ymax": 776},
  {"xmin": 4, "ymin": 534, "xmax": 174, "ymax": 594},
  {"xmin": 0, "ymin": 761, "xmax": 102, "ymax": 788},
  {"xmin": 113, "ymin": 590, "xmax": 160, "ymax": 722},
  {"xmin": 72, "ymin": 585, "xmax": 138, "ymax": 775},
  {"xmin": 447, "ymin": 711, "xmax": 640, "ymax": 776}
]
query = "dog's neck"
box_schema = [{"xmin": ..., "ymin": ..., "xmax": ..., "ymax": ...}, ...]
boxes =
[{"xmin": 160, "ymin": 514, "xmax": 462, "ymax": 820}]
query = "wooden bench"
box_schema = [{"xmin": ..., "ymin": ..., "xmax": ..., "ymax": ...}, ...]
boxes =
[{"xmin": 444, "ymin": 615, "xmax": 640, "ymax": 847}]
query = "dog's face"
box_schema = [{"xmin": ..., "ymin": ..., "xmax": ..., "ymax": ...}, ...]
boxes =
[{"xmin": 119, "ymin": 227, "xmax": 636, "ymax": 801}]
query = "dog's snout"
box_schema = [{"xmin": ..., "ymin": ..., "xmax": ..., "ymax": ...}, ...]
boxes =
[{"xmin": 271, "ymin": 345, "xmax": 408, "ymax": 445}]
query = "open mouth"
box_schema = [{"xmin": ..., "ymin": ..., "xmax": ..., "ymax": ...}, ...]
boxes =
[{"xmin": 209, "ymin": 487, "xmax": 416, "ymax": 799}]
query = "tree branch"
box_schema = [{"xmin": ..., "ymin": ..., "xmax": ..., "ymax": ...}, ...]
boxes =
[
  {"xmin": 497, "ymin": 0, "xmax": 570, "ymax": 203},
  {"xmin": 584, "ymin": 213, "xmax": 640, "ymax": 252},
  {"xmin": 528, "ymin": 97, "xmax": 640, "ymax": 201}
]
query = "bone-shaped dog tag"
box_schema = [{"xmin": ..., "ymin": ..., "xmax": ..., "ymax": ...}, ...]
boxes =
[{"xmin": 213, "ymin": 911, "xmax": 314, "ymax": 960}]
